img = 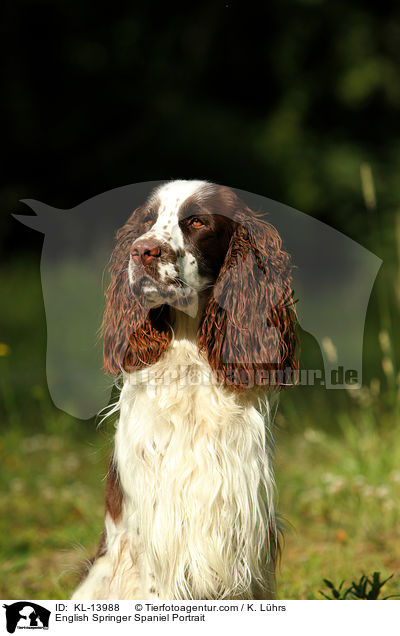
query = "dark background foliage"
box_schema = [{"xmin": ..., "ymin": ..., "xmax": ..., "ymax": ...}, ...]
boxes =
[{"xmin": 2, "ymin": 0, "xmax": 400, "ymax": 255}]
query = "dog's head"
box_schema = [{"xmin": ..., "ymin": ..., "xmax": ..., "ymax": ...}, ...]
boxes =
[{"xmin": 103, "ymin": 180, "xmax": 297, "ymax": 389}]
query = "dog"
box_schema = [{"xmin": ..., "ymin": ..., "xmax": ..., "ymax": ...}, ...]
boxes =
[{"xmin": 72, "ymin": 180, "xmax": 297, "ymax": 600}]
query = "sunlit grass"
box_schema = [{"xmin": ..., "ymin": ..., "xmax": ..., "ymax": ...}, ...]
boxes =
[
  {"xmin": 0, "ymin": 416, "xmax": 110, "ymax": 599},
  {"xmin": 275, "ymin": 386, "xmax": 400, "ymax": 599}
]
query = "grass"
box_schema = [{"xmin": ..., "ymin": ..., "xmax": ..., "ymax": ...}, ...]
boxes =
[
  {"xmin": 0, "ymin": 410, "xmax": 110, "ymax": 599},
  {"xmin": 320, "ymin": 572, "xmax": 398, "ymax": 600},
  {"xmin": 1, "ymin": 383, "xmax": 399, "ymax": 599},
  {"xmin": 1, "ymin": 172, "xmax": 399, "ymax": 598},
  {"xmin": 275, "ymin": 389, "xmax": 400, "ymax": 598}
]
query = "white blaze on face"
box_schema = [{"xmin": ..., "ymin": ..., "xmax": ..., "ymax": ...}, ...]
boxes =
[
  {"xmin": 151, "ymin": 180, "xmax": 213, "ymax": 292},
  {"xmin": 130, "ymin": 180, "xmax": 212, "ymax": 314},
  {"xmin": 147, "ymin": 180, "xmax": 209, "ymax": 249}
]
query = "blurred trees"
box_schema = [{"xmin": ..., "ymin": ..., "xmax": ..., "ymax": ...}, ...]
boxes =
[{"xmin": 2, "ymin": 0, "xmax": 400, "ymax": 255}]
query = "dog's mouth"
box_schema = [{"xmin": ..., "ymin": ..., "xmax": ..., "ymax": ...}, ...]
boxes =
[{"xmin": 130, "ymin": 270, "xmax": 199, "ymax": 315}]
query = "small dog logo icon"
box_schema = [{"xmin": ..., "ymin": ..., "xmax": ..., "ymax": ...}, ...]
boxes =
[{"xmin": 2, "ymin": 602, "xmax": 50, "ymax": 633}]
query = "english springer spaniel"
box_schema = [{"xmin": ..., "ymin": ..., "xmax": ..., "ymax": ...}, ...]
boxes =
[{"xmin": 72, "ymin": 180, "xmax": 297, "ymax": 600}]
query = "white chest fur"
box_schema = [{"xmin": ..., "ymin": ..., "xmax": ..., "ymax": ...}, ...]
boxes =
[{"xmin": 113, "ymin": 339, "xmax": 276, "ymax": 599}]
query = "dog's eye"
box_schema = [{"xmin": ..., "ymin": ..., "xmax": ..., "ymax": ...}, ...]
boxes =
[{"xmin": 189, "ymin": 217, "xmax": 204, "ymax": 228}]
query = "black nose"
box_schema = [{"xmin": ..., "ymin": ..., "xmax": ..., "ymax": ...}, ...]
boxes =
[{"xmin": 130, "ymin": 238, "xmax": 162, "ymax": 266}]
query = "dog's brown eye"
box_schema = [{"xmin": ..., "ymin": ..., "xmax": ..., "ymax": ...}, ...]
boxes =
[{"xmin": 190, "ymin": 217, "xmax": 204, "ymax": 228}]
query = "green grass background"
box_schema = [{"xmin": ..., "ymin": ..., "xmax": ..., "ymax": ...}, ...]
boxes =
[{"xmin": 1, "ymin": 191, "xmax": 399, "ymax": 599}]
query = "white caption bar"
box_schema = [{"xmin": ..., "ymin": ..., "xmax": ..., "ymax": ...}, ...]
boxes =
[{"xmin": 1, "ymin": 599, "xmax": 397, "ymax": 635}]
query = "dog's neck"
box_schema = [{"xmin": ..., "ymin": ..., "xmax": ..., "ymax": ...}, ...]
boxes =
[{"xmin": 169, "ymin": 292, "xmax": 209, "ymax": 344}]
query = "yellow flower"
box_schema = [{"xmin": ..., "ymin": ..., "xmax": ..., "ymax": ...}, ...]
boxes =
[{"xmin": 0, "ymin": 343, "xmax": 11, "ymax": 356}]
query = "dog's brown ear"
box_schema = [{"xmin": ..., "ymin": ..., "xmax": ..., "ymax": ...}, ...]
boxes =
[
  {"xmin": 102, "ymin": 207, "xmax": 171, "ymax": 374},
  {"xmin": 198, "ymin": 210, "xmax": 297, "ymax": 390}
]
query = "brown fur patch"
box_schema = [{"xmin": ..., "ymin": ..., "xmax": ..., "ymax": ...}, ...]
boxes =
[{"xmin": 105, "ymin": 459, "xmax": 123, "ymax": 521}]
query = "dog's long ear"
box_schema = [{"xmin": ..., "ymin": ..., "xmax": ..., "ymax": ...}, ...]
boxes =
[
  {"xmin": 198, "ymin": 209, "xmax": 297, "ymax": 390},
  {"xmin": 102, "ymin": 207, "xmax": 171, "ymax": 374}
]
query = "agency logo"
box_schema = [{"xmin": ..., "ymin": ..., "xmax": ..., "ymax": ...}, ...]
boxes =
[{"xmin": 2, "ymin": 602, "xmax": 50, "ymax": 633}]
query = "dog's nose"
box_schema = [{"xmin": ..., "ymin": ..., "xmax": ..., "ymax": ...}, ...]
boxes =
[{"xmin": 130, "ymin": 239, "xmax": 162, "ymax": 266}]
